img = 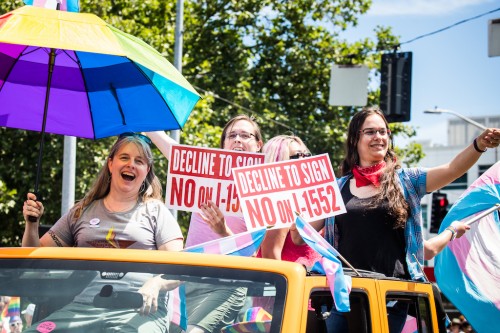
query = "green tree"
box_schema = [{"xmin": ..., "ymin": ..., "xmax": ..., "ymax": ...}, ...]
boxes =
[{"xmin": 0, "ymin": 0, "xmax": 423, "ymax": 245}]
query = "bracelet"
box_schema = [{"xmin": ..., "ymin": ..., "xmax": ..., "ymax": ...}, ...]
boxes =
[
  {"xmin": 445, "ymin": 226, "xmax": 457, "ymax": 241},
  {"xmin": 473, "ymin": 138, "xmax": 487, "ymax": 153}
]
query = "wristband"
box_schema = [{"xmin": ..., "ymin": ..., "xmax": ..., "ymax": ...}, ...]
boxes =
[
  {"xmin": 473, "ymin": 138, "xmax": 487, "ymax": 153},
  {"xmin": 445, "ymin": 226, "xmax": 457, "ymax": 241}
]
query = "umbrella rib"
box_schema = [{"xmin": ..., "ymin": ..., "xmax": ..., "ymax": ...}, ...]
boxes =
[
  {"xmin": 74, "ymin": 51, "xmax": 97, "ymax": 139},
  {"xmin": 0, "ymin": 45, "xmax": 30, "ymax": 93},
  {"xmin": 109, "ymin": 83, "xmax": 126, "ymax": 125},
  {"xmin": 61, "ymin": 49, "xmax": 80, "ymax": 66},
  {"xmin": 21, "ymin": 46, "xmax": 45, "ymax": 57}
]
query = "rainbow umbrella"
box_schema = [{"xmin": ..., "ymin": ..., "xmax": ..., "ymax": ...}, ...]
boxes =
[{"xmin": 0, "ymin": 5, "xmax": 200, "ymax": 196}]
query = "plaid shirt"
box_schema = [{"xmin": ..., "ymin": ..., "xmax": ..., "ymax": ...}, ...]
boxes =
[{"xmin": 324, "ymin": 168, "xmax": 427, "ymax": 280}]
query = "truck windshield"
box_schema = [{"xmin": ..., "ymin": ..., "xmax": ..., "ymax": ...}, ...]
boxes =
[{"xmin": 0, "ymin": 258, "xmax": 287, "ymax": 333}]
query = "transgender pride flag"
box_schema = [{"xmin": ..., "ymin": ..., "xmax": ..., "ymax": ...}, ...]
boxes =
[
  {"xmin": 435, "ymin": 161, "xmax": 500, "ymax": 333},
  {"xmin": 295, "ymin": 215, "xmax": 352, "ymax": 312},
  {"xmin": 173, "ymin": 228, "xmax": 267, "ymax": 330},
  {"xmin": 183, "ymin": 227, "xmax": 267, "ymax": 256},
  {"xmin": 23, "ymin": 0, "xmax": 80, "ymax": 12}
]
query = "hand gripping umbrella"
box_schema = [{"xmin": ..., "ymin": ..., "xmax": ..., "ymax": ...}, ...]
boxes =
[{"xmin": 0, "ymin": 6, "xmax": 200, "ymax": 219}]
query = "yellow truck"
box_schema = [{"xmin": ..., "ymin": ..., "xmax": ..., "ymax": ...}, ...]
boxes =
[{"xmin": 0, "ymin": 247, "xmax": 446, "ymax": 332}]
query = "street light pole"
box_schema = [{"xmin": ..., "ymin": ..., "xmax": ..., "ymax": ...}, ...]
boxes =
[
  {"xmin": 169, "ymin": 0, "xmax": 184, "ymax": 219},
  {"xmin": 61, "ymin": 136, "xmax": 76, "ymax": 214},
  {"xmin": 424, "ymin": 107, "xmax": 498, "ymax": 161},
  {"xmin": 424, "ymin": 108, "xmax": 487, "ymax": 130}
]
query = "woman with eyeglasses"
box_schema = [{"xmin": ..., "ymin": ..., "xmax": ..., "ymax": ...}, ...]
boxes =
[
  {"xmin": 147, "ymin": 114, "xmax": 263, "ymax": 247},
  {"xmin": 256, "ymin": 135, "xmax": 320, "ymax": 265},
  {"xmin": 22, "ymin": 133, "xmax": 183, "ymax": 333},
  {"xmin": 147, "ymin": 114, "xmax": 264, "ymax": 333},
  {"xmin": 293, "ymin": 106, "xmax": 500, "ymax": 332}
]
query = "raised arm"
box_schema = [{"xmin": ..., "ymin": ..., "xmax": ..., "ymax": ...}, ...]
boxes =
[
  {"xmin": 144, "ymin": 131, "xmax": 178, "ymax": 161},
  {"xmin": 426, "ymin": 128, "xmax": 500, "ymax": 192}
]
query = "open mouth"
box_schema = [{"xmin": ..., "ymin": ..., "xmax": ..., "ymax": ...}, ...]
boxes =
[{"xmin": 121, "ymin": 172, "xmax": 136, "ymax": 181}]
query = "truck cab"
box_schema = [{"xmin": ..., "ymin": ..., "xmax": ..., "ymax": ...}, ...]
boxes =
[{"xmin": 0, "ymin": 247, "xmax": 445, "ymax": 332}]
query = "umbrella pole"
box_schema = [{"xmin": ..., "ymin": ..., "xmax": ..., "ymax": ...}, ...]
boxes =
[{"xmin": 29, "ymin": 48, "xmax": 56, "ymax": 222}]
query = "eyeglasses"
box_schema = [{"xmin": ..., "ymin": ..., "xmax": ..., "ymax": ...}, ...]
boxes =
[
  {"xmin": 359, "ymin": 128, "xmax": 391, "ymax": 137},
  {"xmin": 289, "ymin": 152, "xmax": 312, "ymax": 159},
  {"xmin": 226, "ymin": 132, "xmax": 256, "ymax": 141},
  {"xmin": 119, "ymin": 132, "xmax": 152, "ymax": 145}
]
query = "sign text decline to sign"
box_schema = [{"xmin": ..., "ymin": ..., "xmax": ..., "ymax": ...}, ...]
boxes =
[
  {"xmin": 232, "ymin": 154, "xmax": 346, "ymax": 230},
  {"xmin": 166, "ymin": 144, "xmax": 265, "ymax": 216}
]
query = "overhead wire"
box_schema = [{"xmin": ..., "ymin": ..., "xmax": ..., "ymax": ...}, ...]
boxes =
[
  {"xmin": 192, "ymin": 85, "xmax": 296, "ymax": 133},
  {"xmin": 399, "ymin": 6, "xmax": 500, "ymax": 46},
  {"xmin": 194, "ymin": 6, "xmax": 500, "ymax": 130}
]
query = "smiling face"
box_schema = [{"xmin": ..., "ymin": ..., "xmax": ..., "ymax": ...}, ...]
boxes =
[
  {"xmin": 223, "ymin": 119, "xmax": 263, "ymax": 152},
  {"xmin": 107, "ymin": 142, "xmax": 150, "ymax": 197},
  {"xmin": 356, "ymin": 114, "xmax": 390, "ymax": 167}
]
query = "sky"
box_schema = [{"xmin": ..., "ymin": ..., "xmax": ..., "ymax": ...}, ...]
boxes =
[{"xmin": 338, "ymin": 0, "xmax": 500, "ymax": 146}]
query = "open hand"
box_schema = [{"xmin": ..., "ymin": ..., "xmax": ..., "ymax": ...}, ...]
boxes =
[{"xmin": 200, "ymin": 201, "xmax": 232, "ymax": 237}]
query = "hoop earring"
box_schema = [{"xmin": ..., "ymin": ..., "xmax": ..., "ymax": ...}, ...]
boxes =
[{"xmin": 139, "ymin": 182, "xmax": 146, "ymax": 193}]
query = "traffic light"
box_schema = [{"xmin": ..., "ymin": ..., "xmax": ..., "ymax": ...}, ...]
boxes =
[
  {"xmin": 430, "ymin": 192, "xmax": 449, "ymax": 233},
  {"xmin": 380, "ymin": 51, "xmax": 412, "ymax": 123}
]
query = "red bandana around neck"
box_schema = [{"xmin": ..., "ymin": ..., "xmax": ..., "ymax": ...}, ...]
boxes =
[{"xmin": 352, "ymin": 161, "xmax": 386, "ymax": 187}]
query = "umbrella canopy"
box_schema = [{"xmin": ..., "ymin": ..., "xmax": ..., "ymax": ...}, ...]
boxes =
[
  {"xmin": 0, "ymin": 5, "xmax": 200, "ymax": 139},
  {"xmin": 0, "ymin": 5, "xmax": 200, "ymax": 199}
]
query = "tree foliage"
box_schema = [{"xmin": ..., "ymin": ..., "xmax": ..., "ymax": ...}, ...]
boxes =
[{"xmin": 0, "ymin": 0, "xmax": 423, "ymax": 245}]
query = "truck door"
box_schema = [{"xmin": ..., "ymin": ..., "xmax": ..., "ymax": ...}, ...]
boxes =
[
  {"xmin": 304, "ymin": 277, "xmax": 379, "ymax": 333},
  {"xmin": 376, "ymin": 279, "xmax": 437, "ymax": 333}
]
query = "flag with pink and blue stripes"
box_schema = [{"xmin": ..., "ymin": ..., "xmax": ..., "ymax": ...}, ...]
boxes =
[
  {"xmin": 294, "ymin": 215, "xmax": 352, "ymax": 312},
  {"xmin": 24, "ymin": 0, "xmax": 80, "ymax": 12},
  {"xmin": 183, "ymin": 227, "xmax": 267, "ymax": 256},
  {"xmin": 171, "ymin": 227, "xmax": 267, "ymax": 330},
  {"xmin": 435, "ymin": 161, "xmax": 500, "ymax": 333}
]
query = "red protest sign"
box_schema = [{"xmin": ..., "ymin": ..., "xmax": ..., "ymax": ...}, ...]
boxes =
[
  {"xmin": 166, "ymin": 144, "xmax": 264, "ymax": 216},
  {"xmin": 232, "ymin": 154, "xmax": 346, "ymax": 229}
]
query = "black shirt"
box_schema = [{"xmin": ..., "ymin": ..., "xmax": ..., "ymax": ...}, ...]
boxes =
[{"xmin": 334, "ymin": 181, "xmax": 410, "ymax": 279}]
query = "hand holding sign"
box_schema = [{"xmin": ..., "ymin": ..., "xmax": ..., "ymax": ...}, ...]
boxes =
[
  {"xmin": 166, "ymin": 144, "xmax": 265, "ymax": 216},
  {"xmin": 199, "ymin": 201, "xmax": 233, "ymax": 237}
]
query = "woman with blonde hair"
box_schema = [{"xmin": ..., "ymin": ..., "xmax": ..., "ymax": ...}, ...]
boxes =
[
  {"xmin": 22, "ymin": 133, "xmax": 183, "ymax": 333},
  {"xmin": 257, "ymin": 134, "xmax": 321, "ymax": 266}
]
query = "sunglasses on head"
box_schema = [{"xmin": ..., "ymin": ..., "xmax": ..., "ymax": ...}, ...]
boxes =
[
  {"xmin": 119, "ymin": 132, "xmax": 152, "ymax": 145},
  {"xmin": 289, "ymin": 152, "xmax": 312, "ymax": 159}
]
